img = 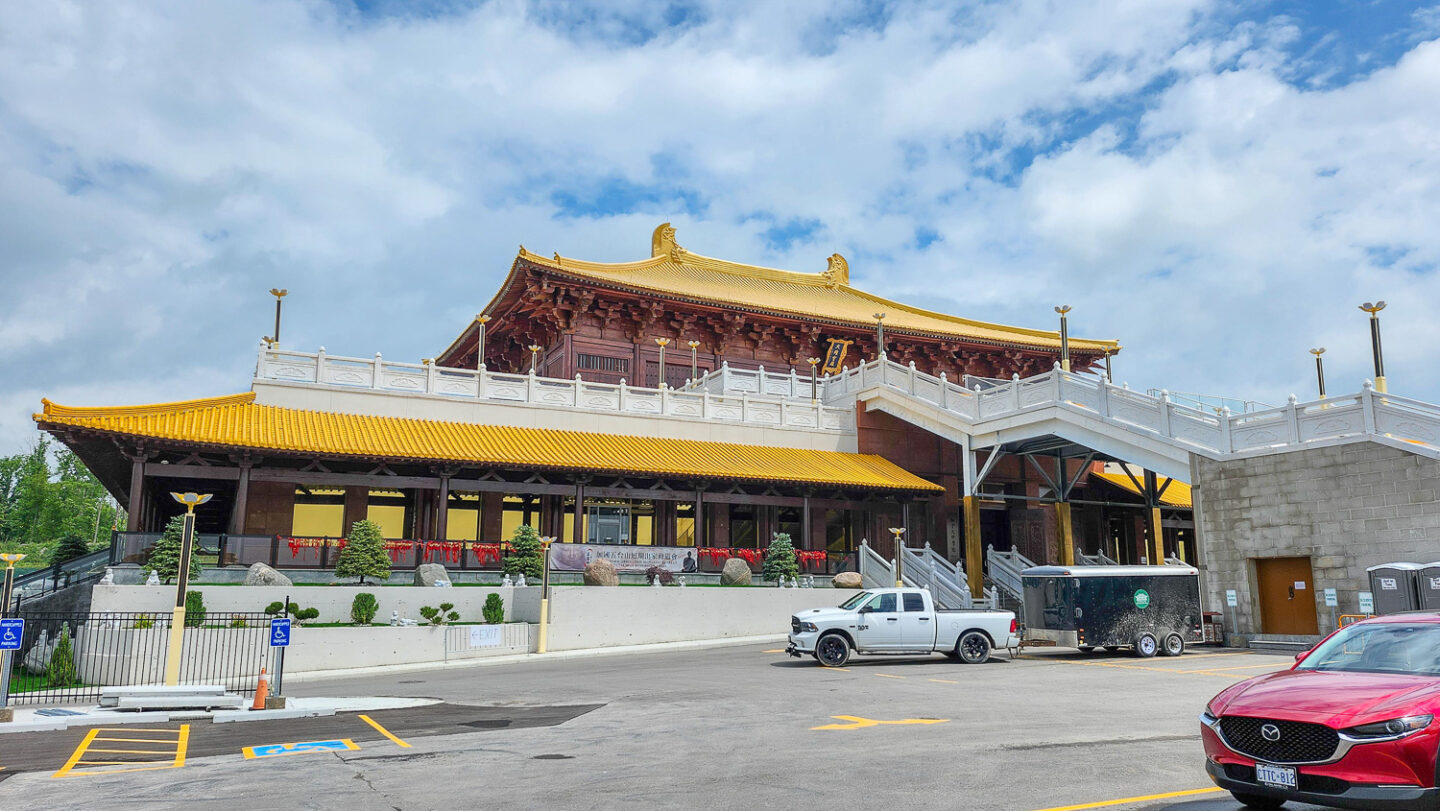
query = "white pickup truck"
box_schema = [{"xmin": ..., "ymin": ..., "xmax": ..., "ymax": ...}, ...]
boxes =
[{"xmin": 786, "ymin": 587, "xmax": 1019, "ymax": 667}]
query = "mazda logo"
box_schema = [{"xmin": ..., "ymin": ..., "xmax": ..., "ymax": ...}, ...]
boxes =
[{"xmin": 1261, "ymin": 724, "xmax": 1282, "ymax": 742}]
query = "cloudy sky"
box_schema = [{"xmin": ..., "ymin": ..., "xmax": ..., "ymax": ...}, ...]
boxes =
[{"xmin": 2, "ymin": 0, "xmax": 1439, "ymax": 452}]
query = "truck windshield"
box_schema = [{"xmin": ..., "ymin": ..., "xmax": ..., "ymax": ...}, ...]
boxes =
[
  {"xmin": 1297, "ymin": 623, "xmax": 1440, "ymax": 676},
  {"xmin": 839, "ymin": 592, "xmax": 871, "ymax": 610}
]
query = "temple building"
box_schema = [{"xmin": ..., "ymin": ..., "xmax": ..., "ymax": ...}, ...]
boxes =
[{"xmin": 36, "ymin": 225, "xmax": 1193, "ymax": 586}]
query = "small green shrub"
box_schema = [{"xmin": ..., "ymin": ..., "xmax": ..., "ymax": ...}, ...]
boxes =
[
  {"xmin": 47, "ymin": 624, "xmax": 77, "ymax": 687},
  {"xmin": 264, "ymin": 601, "xmax": 285, "ymax": 616},
  {"xmin": 133, "ymin": 614, "xmax": 155, "ymax": 629},
  {"xmin": 419, "ymin": 603, "xmax": 459, "ymax": 625},
  {"xmin": 351, "ymin": 592, "xmax": 379, "ymax": 625},
  {"xmin": 482, "ymin": 593, "xmax": 504, "ymax": 624},
  {"xmin": 295, "ymin": 607, "xmax": 319, "ymax": 623},
  {"xmin": 228, "ymin": 615, "xmax": 247, "ymax": 628},
  {"xmin": 184, "ymin": 590, "xmax": 206, "ymax": 627}
]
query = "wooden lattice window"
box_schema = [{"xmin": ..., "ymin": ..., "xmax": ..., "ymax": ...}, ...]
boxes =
[{"xmin": 578, "ymin": 354, "xmax": 629, "ymax": 374}]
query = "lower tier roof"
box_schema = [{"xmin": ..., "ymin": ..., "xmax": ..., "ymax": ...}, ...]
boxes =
[{"xmin": 35, "ymin": 393, "xmax": 942, "ymax": 494}]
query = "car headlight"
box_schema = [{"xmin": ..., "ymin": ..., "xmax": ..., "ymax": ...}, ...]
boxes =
[
  {"xmin": 1344, "ymin": 715, "xmax": 1433, "ymax": 739},
  {"xmin": 799, "ymin": 622, "xmax": 818, "ymax": 633}
]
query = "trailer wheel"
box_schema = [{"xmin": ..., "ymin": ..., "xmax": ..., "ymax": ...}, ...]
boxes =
[
  {"xmin": 1077, "ymin": 645, "xmax": 1095, "ymax": 654},
  {"xmin": 956, "ymin": 631, "xmax": 992, "ymax": 664},
  {"xmin": 815, "ymin": 633, "xmax": 851, "ymax": 667},
  {"xmin": 1161, "ymin": 633, "xmax": 1185, "ymax": 657},
  {"xmin": 1133, "ymin": 632, "xmax": 1159, "ymax": 658}
]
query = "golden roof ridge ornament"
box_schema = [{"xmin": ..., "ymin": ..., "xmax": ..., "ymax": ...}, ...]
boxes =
[
  {"xmin": 823, "ymin": 253, "xmax": 849, "ymax": 288},
  {"xmin": 652, "ymin": 222, "xmax": 685, "ymax": 261}
]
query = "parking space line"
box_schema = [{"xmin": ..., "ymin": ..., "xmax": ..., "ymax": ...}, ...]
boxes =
[
  {"xmin": 1056, "ymin": 660, "xmax": 1246, "ymax": 678},
  {"xmin": 927, "ymin": 679, "xmax": 958, "ymax": 684},
  {"xmin": 1031, "ymin": 786, "xmax": 1222, "ymax": 810},
  {"xmin": 1167, "ymin": 652, "xmax": 1249, "ymax": 661},
  {"xmin": 53, "ymin": 725, "xmax": 189, "ymax": 778},
  {"xmin": 762, "ymin": 649, "xmax": 786, "ymax": 653},
  {"xmin": 1175, "ymin": 662, "xmax": 1283, "ymax": 673},
  {"xmin": 358, "ymin": 714, "xmax": 412, "ymax": 749},
  {"xmin": 874, "ymin": 673, "xmax": 905, "ymax": 679}
]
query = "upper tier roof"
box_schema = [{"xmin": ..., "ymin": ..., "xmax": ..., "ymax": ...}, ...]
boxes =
[
  {"xmin": 35, "ymin": 393, "xmax": 941, "ymax": 493},
  {"xmin": 481, "ymin": 223, "xmax": 1118, "ymax": 353}
]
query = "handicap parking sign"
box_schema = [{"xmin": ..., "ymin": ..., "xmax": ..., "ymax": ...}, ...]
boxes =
[
  {"xmin": 269, "ymin": 618, "xmax": 291, "ymax": 647},
  {"xmin": 0, "ymin": 618, "xmax": 22, "ymax": 651}
]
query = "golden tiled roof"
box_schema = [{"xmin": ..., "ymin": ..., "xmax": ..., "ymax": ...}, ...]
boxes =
[
  {"xmin": 490, "ymin": 224, "xmax": 1118, "ymax": 352},
  {"xmin": 36, "ymin": 393, "xmax": 941, "ymax": 493},
  {"xmin": 1091, "ymin": 471, "xmax": 1193, "ymax": 509}
]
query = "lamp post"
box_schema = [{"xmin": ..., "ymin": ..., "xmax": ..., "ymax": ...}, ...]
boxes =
[
  {"xmin": 807, "ymin": 357, "xmax": 821, "ymax": 402},
  {"xmin": 1310, "ymin": 347, "xmax": 1327, "ymax": 399},
  {"xmin": 889, "ymin": 527, "xmax": 906, "ymax": 587},
  {"xmin": 164, "ymin": 492, "xmax": 211, "ymax": 686},
  {"xmin": 268, "ymin": 288, "xmax": 288, "ymax": 345},
  {"xmin": 528, "ymin": 344, "xmax": 542, "ymax": 374},
  {"xmin": 0, "ymin": 552, "xmax": 24, "ymax": 721},
  {"xmin": 476, "ymin": 314, "xmax": 491, "ymax": 370},
  {"xmin": 655, "ymin": 337, "xmax": 670, "ymax": 388},
  {"xmin": 874, "ymin": 313, "xmax": 886, "ymax": 359},
  {"xmin": 1359, "ymin": 301, "xmax": 1387, "ymax": 393},
  {"xmin": 1054, "ymin": 305, "xmax": 1072, "ymax": 372},
  {"xmin": 687, "ymin": 340, "xmax": 700, "ymax": 383},
  {"xmin": 537, "ymin": 536, "xmax": 555, "ymax": 654}
]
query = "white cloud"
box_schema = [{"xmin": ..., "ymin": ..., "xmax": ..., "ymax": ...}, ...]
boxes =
[{"xmin": 0, "ymin": 0, "xmax": 1438, "ymax": 451}]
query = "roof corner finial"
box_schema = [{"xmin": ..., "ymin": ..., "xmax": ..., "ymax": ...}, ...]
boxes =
[
  {"xmin": 652, "ymin": 222, "xmax": 681, "ymax": 259},
  {"xmin": 823, "ymin": 253, "xmax": 849, "ymax": 287}
]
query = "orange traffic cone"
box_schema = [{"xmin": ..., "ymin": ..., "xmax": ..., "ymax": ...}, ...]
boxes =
[{"xmin": 251, "ymin": 667, "xmax": 269, "ymax": 710}]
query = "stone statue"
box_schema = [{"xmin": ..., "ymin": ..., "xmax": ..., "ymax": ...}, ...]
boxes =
[
  {"xmin": 501, "ymin": 574, "xmax": 513, "ymax": 587},
  {"xmin": 144, "ymin": 570, "xmax": 160, "ymax": 586},
  {"xmin": 389, "ymin": 609, "xmax": 400, "ymax": 626},
  {"xmin": 98, "ymin": 567, "xmax": 114, "ymax": 586},
  {"xmin": 515, "ymin": 574, "xmax": 527, "ymax": 588}
]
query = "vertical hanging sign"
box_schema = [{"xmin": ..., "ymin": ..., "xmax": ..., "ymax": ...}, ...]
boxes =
[{"xmin": 820, "ymin": 339, "xmax": 852, "ymax": 375}]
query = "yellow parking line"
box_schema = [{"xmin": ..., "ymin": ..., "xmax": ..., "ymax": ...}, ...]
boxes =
[
  {"xmin": 1177, "ymin": 663, "xmax": 1283, "ymax": 673},
  {"xmin": 927, "ymin": 679, "xmax": 959, "ymax": 684},
  {"xmin": 763, "ymin": 649, "xmax": 786, "ymax": 653},
  {"xmin": 358, "ymin": 714, "xmax": 411, "ymax": 749},
  {"xmin": 1166, "ymin": 652, "xmax": 1249, "ymax": 660},
  {"xmin": 53, "ymin": 725, "xmax": 188, "ymax": 779},
  {"xmin": 874, "ymin": 673, "xmax": 905, "ymax": 679},
  {"xmin": 1031, "ymin": 786, "xmax": 1223, "ymax": 810}
]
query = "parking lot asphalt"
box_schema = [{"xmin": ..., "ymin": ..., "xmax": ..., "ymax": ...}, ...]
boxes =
[{"xmin": 0, "ymin": 643, "xmax": 1335, "ymax": 810}]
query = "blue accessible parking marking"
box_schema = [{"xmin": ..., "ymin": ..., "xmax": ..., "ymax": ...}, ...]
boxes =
[{"xmin": 242, "ymin": 739, "xmax": 358, "ymax": 759}]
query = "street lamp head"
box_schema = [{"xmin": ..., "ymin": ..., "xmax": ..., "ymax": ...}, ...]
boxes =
[
  {"xmin": 888, "ymin": 527, "xmax": 905, "ymax": 539},
  {"xmin": 270, "ymin": 288, "xmax": 288, "ymax": 300},
  {"xmin": 655, "ymin": 337, "xmax": 671, "ymax": 348},
  {"xmin": 807, "ymin": 357, "xmax": 821, "ymax": 367},
  {"xmin": 873, "ymin": 312, "xmax": 886, "ymax": 321},
  {"xmin": 170, "ymin": 492, "xmax": 213, "ymax": 514},
  {"xmin": 0, "ymin": 552, "xmax": 26, "ymax": 568},
  {"xmin": 1055, "ymin": 305, "xmax": 1072, "ymax": 315},
  {"xmin": 1310, "ymin": 347, "xmax": 1326, "ymax": 357},
  {"xmin": 1360, "ymin": 301, "xmax": 1387, "ymax": 315},
  {"xmin": 527, "ymin": 344, "xmax": 543, "ymax": 353},
  {"xmin": 686, "ymin": 340, "xmax": 700, "ymax": 349},
  {"xmin": 476, "ymin": 314, "xmax": 491, "ymax": 325}
]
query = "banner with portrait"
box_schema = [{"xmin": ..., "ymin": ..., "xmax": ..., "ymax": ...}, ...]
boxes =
[{"xmin": 549, "ymin": 544, "xmax": 699, "ymax": 573}]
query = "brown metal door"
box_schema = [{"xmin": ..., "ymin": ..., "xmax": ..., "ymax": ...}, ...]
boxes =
[{"xmin": 1256, "ymin": 557, "xmax": 1319, "ymax": 635}]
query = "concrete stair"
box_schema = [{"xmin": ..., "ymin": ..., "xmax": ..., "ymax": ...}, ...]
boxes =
[{"xmin": 100, "ymin": 685, "xmax": 246, "ymax": 711}]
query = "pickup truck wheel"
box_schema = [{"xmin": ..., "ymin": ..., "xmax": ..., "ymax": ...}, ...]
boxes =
[
  {"xmin": 1133, "ymin": 632, "xmax": 1159, "ymax": 658},
  {"xmin": 815, "ymin": 633, "xmax": 851, "ymax": 667},
  {"xmin": 956, "ymin": 631, "xmax": 991, "ymax": 664},
  {"xmin": 1161, "ymin": 633, "xmax": 1185, "ymax": 657}
]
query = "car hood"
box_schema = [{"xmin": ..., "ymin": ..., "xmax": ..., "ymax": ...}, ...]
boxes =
[
  {"xmin": 793, "ymin": 606, "xmax": 856, "ymax": 624},
  {"xmin": 1216, "ymin": 668, "xmax": 1440, "ymax": 725}
]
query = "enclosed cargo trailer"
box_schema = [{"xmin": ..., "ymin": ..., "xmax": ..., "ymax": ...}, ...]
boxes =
[{"xmin": 1022, "ymin": 564, "xmax": 1203, "ymax": 657}]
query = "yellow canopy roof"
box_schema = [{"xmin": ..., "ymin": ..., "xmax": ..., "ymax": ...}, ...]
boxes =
[
  {"xmin": 35, "ymin": 393, "xmax": 942, "ymax": 494},
  {"xmin": 1091, "ymin": 471, "xmax": 1193, "ymax": 508},
  {"xmin": 485, "ymin": 224, "xmax": 1118, "ymax": 353}
]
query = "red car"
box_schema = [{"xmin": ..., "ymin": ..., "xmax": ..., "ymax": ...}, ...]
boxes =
[{"xmin": 1201, "ymin": 612, "xmax": 1440, "ymax": 809}]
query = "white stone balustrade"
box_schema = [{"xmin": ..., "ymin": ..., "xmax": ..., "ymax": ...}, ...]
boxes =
[{"xmin": 255, "ymin": 345, "xmax": 850, "ymax": 432}]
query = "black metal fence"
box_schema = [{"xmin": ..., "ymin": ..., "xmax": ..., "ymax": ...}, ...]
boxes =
[
  {"xmin": 9, "ymin": 549, "xmax": 115, "ymax": 611},
  {"xmin": 4, "ymin": 611, "xmax": 277, "ymax": 705}
]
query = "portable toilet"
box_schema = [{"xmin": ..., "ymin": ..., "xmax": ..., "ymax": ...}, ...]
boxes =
[
  {"xmin": 1417, "ymin": 563, "xmax": 1440, "ymax": 610},
  {"xmin": 1367, "ymin": 563, "xmax": 1423, "ymax": 615}
]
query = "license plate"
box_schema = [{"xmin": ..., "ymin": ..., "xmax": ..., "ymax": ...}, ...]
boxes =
[{"xmin": 1256, "ymin": 762, "xmax": 1297, "ymax": 789}]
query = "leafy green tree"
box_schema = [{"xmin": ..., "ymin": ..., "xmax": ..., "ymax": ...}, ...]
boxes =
[
  {"xmin": 184, "ymin": 590, "xmax": 207, "ymax": 627},
  {"xmin": 143, "ymin": 515, "xmax": 202, "ymax": 584},
  {"xmin": 336, "ymin": 519, "xmax": 390, "ymax": 584},
  {"xmin": 762, "ymin": 532, "xmax": 799, "ymax": 583},
  {"xmin": 0, "ymin": 440, "xmax": 124, "ymax": 565},
  {"xmin": 351, "ymin": 593, "xmax": 379, "ymax": 624},
  {"xmin": 502, "ymin": 524, "xmax": 544, "ymax": 580},
  {"xmin": 482, "ymin": 593, "xmax": 504, "ymax": 624}
]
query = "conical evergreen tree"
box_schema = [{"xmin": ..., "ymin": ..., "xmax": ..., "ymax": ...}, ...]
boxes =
[
  {"xmin": 502, "ymin": 524, "xmax": 544, "ymax": 580},
  {"xmin": 762, "ymin": 532, "xmax": 799, "ymax": 583},
  {"xmin": 336, "ymin": 519, "xmax": 391, "ymax": 584},
  {"xmin": 142, "ymin": 515, "xmax": 202, "ymax": 584},
  {"xmin": 54, "ymin": 533, "xmax": 91, "ymax": 563}
]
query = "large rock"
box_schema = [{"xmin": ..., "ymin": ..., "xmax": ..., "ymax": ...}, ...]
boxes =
[
  {"xmin": 22, "ymin": 630, "xmax": 54, "ymax": 675},
  {"xmin": 720, "ymin": 558, "xmax": 752, "ymax": 586},
  {"xmin": 583, "ymin": 559, "xmax": 619, "ymax": 587},
  {"xmin": 243, "ymin": 562, "xmax": 292, "ymax": 587},
  {"xmin": 832, "ymin": 571, "xmax": 864, "ymax": 589},
  {"xmin": 414, "ymin": 563, "xmax": 451, "ymax": 587}
]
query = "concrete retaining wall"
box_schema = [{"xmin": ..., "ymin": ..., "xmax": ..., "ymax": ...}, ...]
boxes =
[
  {"xmin": 89, "ymin": 584, "xmax": 543, "ymax": 625},
  {"xmin": 543, "ymin": 586, "xmax": 848, "ymax": 651}
]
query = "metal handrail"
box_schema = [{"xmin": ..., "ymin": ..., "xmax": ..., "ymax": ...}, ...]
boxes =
[{"xmin": 986, "ymin": 545, "xmax": 1036, "ymax": 603}]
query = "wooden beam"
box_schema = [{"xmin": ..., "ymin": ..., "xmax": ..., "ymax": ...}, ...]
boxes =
[{"xmin": 144, "ymin": 463, "xmax": 241, "ymax": 481}]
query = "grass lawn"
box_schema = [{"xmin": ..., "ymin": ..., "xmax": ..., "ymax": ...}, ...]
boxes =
[{"xmin": 6, "ymin": 670, "xmax": 91, "ymax": 694}]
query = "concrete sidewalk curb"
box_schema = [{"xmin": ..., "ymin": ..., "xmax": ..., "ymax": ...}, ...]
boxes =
[
  {"xmin": 0, "ymin": 711, "xmax": 175, "ymax": 735},
  {"xmin": 282, "ymin": 633, "xmax": 789, "ymax": 684}
]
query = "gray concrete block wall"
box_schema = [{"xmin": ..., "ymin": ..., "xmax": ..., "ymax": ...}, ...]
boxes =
[{"xmin": 1194, "ymin": 440, "xmax": 1440, "ymax": 637}]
